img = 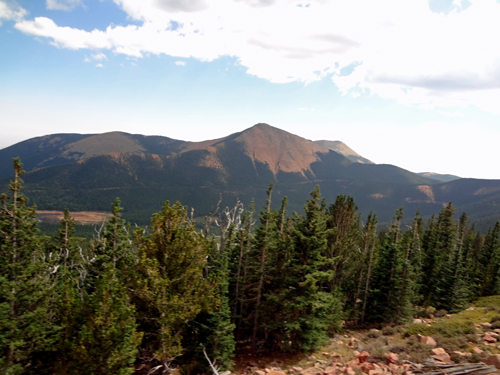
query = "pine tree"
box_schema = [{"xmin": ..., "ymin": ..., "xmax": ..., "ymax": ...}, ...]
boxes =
[
  {"xmin": 281, "ymin": 186, "xmax": 342, "ymax": 351},
  {"xmin": 0, "ymin": 158, "xmax": 53, "ymax": 374},
  {"xmin": 73, "ymin": 266, "xmax": 142, "ymax": 375},
  {"xmin": 250, "ymin": 183, "xmax": 276, "ymax": 352},
  {"xmin": 480, "ymin": 222, "xmax": 500, "ymax": 296},
  {"xmin": 131, "ymin": 201, "xmax": 218, "ymax": 370}
]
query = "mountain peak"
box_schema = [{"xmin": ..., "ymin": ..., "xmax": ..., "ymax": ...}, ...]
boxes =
[{"xmin": 233, "ymin": 123, "xmax": 328, "ymax": 176}]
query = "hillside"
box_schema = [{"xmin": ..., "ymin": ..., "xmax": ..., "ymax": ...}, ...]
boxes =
[
  {"xmin": 314, "ymin": 140, "xmax": 374, "ymax": 164},
  {"xmin": 2, "ymin": 123, "xmax": 500, "ymax": 228}
]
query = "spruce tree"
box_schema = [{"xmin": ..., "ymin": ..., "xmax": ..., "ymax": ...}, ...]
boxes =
[
  {"xmin": 0, "ymin": 158, "xmax": 53, "ymax": 374},
  {"xmin": 281, "ymin": 186, "xmax": 342, "ymax": 351},
  {"xmin": 73, "ymin": 266, "xmax": 142, "ymax": 375}
]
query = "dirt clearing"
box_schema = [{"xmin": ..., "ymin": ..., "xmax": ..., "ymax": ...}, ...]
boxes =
[{"xmin": 37, "ymin": 211, "xmax": 112, "ymax": 225}]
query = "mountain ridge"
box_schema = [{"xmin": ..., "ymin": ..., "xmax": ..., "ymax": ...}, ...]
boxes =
[{"xmin": 1, "ymin": 123, "xmax": 498, "ymax": 229}]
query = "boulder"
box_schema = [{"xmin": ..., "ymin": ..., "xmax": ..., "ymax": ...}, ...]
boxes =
[
  {"xmin": 483, "ymin": 334, "xmax": 497, "ymax": 343},
  {"xmin": 417, "ymin": 334, "xmax": 437, "ymax": 346},
  {"xmin": 357, "ymin": 351, "xmax": 370, "ymax": 363},
  {"xmin": 386, "ymin": 353, "xmax": 398, "ymax": 364},
  {"xmin": 431, "ymin": 348, "xmax": 451, "ymax": 363},
  {"xmin": 413, "ymin": 319, "xmax": 423, "ymax": 324},
  {"xmin": 472, "ymin": 346, "xmax": 483, "ymax": 354},
  {"xmin": 484, "ymin": 354, "xmax": 500, "ymax": 369}
]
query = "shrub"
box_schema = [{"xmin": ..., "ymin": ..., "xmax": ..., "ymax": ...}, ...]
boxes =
[
  {"xmin": 364, "ymin": 342, "xmax": 387, "ymax": 361},
  {"xmin": 466, "ymin": 333, "xmax": 479, "ymax": 343},
  {"xmin": 404, "ymin": 324, "xmax": 436, "ymax": 337},
  {"xmin": 434, "ymin": 321, "xmax": 476, "ymax": 337},
  {"xmin": 492, "ymin": 321, "xmax": 500, "ymax": 329},
  {"xmin": 382, "ymin": 326, "xmax": 396, "ymax": 336},
  {"xmin": 366, "ymin": 329, "xmax": 382, "ymax": 339},
  {"xmin": 403, "ymin": 336, "xmax": 432, "ymax": 363},
  {"xmin": 490, "ymin": 315, "xmax": 500, "ymax": 323},
  {"xmin": 435, "ymin": 309, "xmax": 448, "ymax": 318},
  {"xmin": 435, "ymin": 336, "xmax": 468, "ymax": 353}
]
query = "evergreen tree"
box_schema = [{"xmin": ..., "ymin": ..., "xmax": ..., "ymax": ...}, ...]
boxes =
[
  {"xmin": 73, "ymin": 266, "xmax": 142, "ymax": 375},
  {"xmin": 480, "ymin": 222, "xmax": 500, "ymax": 296},
  {"xmin": 131, "ymin": 201, "xmax": 218, "ymax": 370},
  {"xmin": 0, "ymin": 158, "xmax": 53, "ymax": 374},
  {"xmin": 281, "ymin": 186, "xmax": 342, "ymax": 351}
]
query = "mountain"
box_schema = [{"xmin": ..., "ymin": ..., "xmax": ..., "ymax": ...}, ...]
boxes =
[
  {"xmin": 418, "ymin": 172, "xmax": 461, "ymax": 183},
  {"xmin": 1, "ymin": 123, "xmax": 499, "ymax": 229},
  {"xmin": 314, "ymin": 140, "xmax": 374, "ymax": 164}
]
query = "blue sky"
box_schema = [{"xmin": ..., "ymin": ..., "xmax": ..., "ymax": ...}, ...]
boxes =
[{"xmin": 1, "ymin": 0, "xmax": 500, "ymax": 179}]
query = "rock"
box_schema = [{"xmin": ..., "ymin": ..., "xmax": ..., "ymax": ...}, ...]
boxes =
[
  {"xmin": 467, "ymin": 307, "xmax": 475, "ymax": 311},
  {"xmin": 344, "ymin": 367, "xmax": 356, "ymax": 375},
  {"xmin": 388, "ymin": 363, "xmax": 399, "ymax": 373},
  {"xmin": 300, "ymin": 368, "xmax": 323, "ymax": 375},
  {"xmin": 472, "ymin": 346, "xmax": 483, "ymax": 354},
  {"xmin": 291, "ymin": 367, "xmax": 303, "ymax": 373},
  {"xmin": 360, "ymin": 362, "xmax": 373, "ymax": 372},
  {"xmin": 413, "ymin": 319, "xmax": 423, "ymax": 324},
  {"xmin": 484, "ymin": 334, "xmax": 497, "ymax": 343},
  {"xmin": 485, "ymin": 354, "xmax": 500, "ymax": 369},
  {"xmin": 357, "ymin": 351, "xmax": 370, "ymax": 363},
  {"xmin": 255, "ymin": 371, "xmax": 266, "ymax": 375},
  {"xmin": 386, "ymin": 353, "xmax": 398, "ymax": 364},
  {"xmin": 481, "ymin": 322, "xmax": 493, "ymax": 329},
  {"xmin": 431, "ymin": 348, "xmax": 451, "ymax": 363},
  {"xmin": 417, "ymin": 334, "xmax": 437, "ymax": 346},
  {"xmin": 453, "ymin": 351, "xmax": 471, "ymax": 358},
  {"xmin": 220, "ymin": 372, "xmax": 232, "ymax": 375},
  {"xmin": 353, "ymin": 350, "xmax": 360, "ymax": 358},
  {"xmin": 324, "ymin": 366, "xmax": 336, "ymax": 374},
  {"xmin": 369, "ymin": 370, "xmax": 382, "ymax": 375},
  {"xmin": 347, "ymin": 359, "xmax": 359, "ymax": 369},
  {"xmin": 266, "ymin": 371, "xmax": 286, "ymax": 375}
]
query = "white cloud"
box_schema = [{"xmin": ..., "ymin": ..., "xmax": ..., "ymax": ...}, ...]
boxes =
[
  {"xmin": 92, "ymin": 52, "xmax": 107, "ymax": 60},
  {"xmin": 12, "ymin": 0, "xmax": 500, "ymax": 113},
  {"xmin": 0, "ymin": 1, "xmax": 27, "ymax": 25},
  {"xmin": 95, "ymin": 63, "xmax": 103, "ymax": 67},
  {"xmin": 46, "ymin": 0, "xmax": 83, "ymax": 11},
  {"xmin": 175, "ymin": 60, "xmax": 186, "ymax": 66}
]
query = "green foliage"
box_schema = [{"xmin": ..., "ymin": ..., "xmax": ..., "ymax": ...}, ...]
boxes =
[
  {"xmin": 131, "ymin": 201, "xmax": 218, "ymax": 364},
  {"xmin": 404, "ymin": 324, "xmax": 437, "ymax": 337},
  {"xmin": 0, "ymin": 158, "xmax": 54, "ymax": 373},
  {"xmin": 73, "ymin": 267, "xmax": 142, "ymax": 375}
]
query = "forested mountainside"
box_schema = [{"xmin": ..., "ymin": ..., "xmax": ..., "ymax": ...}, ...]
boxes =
[
  {"xmin": 1, "ymin": 123, "xmax": 500, "ymax": 229},
  {"xmin": 2, "ymin": 157, "xmax": 500, "ymax": 374}
]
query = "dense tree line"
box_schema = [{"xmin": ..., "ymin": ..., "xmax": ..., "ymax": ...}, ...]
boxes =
[{"xmin": 2, "ymin": 159, "xmax": 500, "ymax": 374}]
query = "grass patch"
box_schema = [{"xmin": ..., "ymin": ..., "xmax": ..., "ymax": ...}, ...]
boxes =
[
  {"xmin": 474, "ymin": 296, "xmax": 500, "ymax": 308},
  {"xmin": 404, "ymin": 325, "xmax": 436, "ymax": 337}
]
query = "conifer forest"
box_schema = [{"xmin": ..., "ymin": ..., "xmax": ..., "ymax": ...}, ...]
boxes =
[{"xmin": 2, "ymin": 158, "xmax": 500, "ymax": 375}]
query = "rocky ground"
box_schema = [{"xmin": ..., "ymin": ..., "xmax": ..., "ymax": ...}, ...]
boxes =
[{"xmin": 226, "ymin": 298, "xmax": 500, "ymax": 375}]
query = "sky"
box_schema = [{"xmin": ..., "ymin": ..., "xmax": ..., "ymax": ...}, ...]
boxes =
[{"xmin": 1, "ymin": 0, "xmax": 500, "ymax": 179}]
